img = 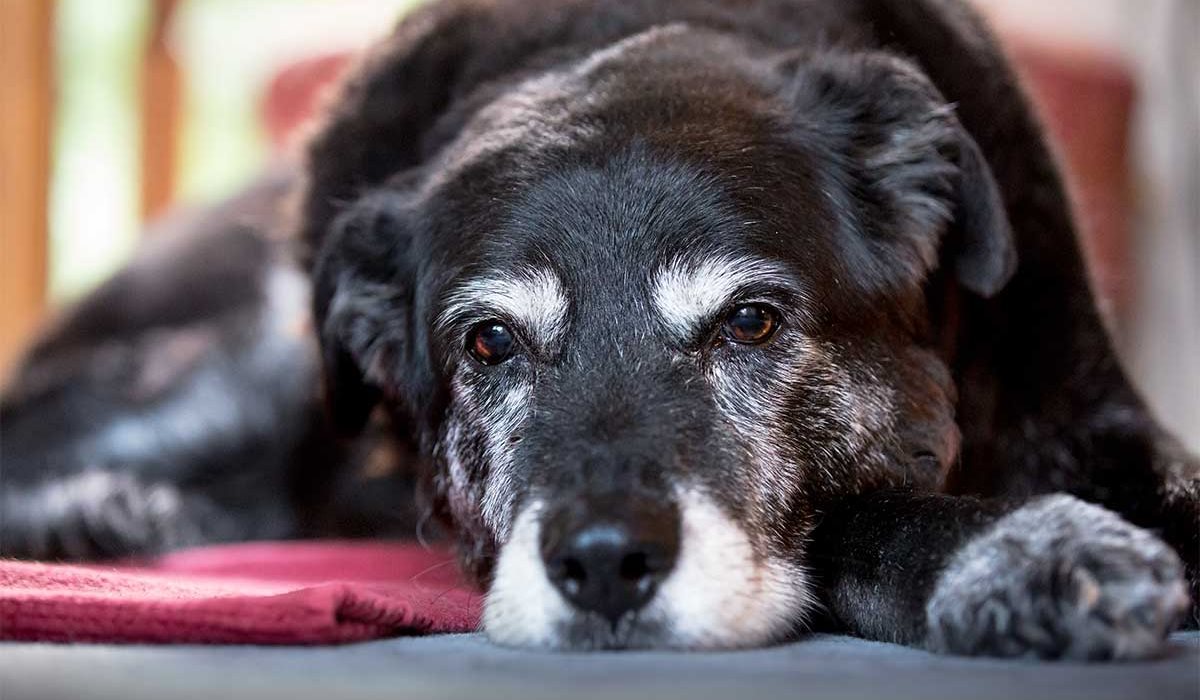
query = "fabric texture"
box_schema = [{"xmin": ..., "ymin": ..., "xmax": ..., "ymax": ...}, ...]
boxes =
[{"xmin": 0, "ymin": 541, "xmax": 481, "ymax": 645}]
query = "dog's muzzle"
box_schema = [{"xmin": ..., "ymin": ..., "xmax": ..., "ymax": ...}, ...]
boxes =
[{"xmin": 539, "ymin": 493, "xmax": 681, "ymax": 626}]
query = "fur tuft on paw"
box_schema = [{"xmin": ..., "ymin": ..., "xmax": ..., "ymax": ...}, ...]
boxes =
[{"xmin": 926, "ymin": 494, "xmax": 1189, "ymax": 660}]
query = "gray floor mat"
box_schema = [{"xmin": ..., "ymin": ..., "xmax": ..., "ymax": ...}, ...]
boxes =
[{"xmin": 2, "ymin": 632, "xmax": 1197, "ymax": 700}]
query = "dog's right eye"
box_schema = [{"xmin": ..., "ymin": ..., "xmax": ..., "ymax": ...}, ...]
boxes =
[
  {"xmin": 468, "ymin": 321, "xmax": 516, "ymax": 365},
  {"xmin": 721, "ymin": 304, "xmax": 778, "ymax": 345}
]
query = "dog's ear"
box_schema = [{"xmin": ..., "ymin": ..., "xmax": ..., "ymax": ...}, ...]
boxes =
[
  {"xmin": 785, "ymin": 51, "xmax": 1016, "ymax": 297},
  {"xmin": 311, "ymin": 193, "xmax": 417, "ymax": 436},
  {"xmin": 295, "ymin": 0, "xmax": 490, "ymax": 263},
  {"xmin": 298, "ymin": 0, "xmax": 495, "ymax": 435}
]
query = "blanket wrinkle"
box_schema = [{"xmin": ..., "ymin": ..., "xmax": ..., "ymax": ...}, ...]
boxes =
[{"xmin": 0, "ymin": 541, "xmax": 481, "ymax": 645}]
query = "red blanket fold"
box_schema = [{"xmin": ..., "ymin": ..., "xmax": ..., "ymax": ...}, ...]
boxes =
[{"xmin": 0, "ymin": 541, "xmax": 481, "ymax": 645}]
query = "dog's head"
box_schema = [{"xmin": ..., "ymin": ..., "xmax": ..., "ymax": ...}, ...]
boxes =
[{"xmin": 302, "ymin": 16, "xmax": 1014, "ymax": 649}]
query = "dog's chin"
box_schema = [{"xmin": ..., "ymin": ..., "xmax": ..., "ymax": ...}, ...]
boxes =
[{"xmin": 482, "ymin": 490, "xmax": 814, "ymax": 650}]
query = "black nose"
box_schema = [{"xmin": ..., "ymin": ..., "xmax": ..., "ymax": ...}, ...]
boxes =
[{"xmin": 540, "ymin": 495, "xmax": 680, "ymax": 625}]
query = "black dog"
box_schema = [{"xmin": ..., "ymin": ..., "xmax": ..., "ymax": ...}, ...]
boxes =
[{"xmin": 3, "ymin": 0, "xmax": 1197, "ymax": 659}]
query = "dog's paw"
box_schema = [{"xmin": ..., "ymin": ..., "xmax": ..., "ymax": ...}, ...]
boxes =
[
  {"xmin": 925, "ymin": 494, "xmax": 1189, "ymax": 660},
  {"xmin": 1, "ymin": 471, "xmax": 201, "ymax": 560}
]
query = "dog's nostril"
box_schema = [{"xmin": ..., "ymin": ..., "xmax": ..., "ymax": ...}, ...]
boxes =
[
  {"xmin": 619, "ymin": 552, "xmax": 649, "ymax": 582},
  {"xmin": 540, "ymin": 496, "xmax": 681, "ymax": 625},
  {"xmin": 556, "ymin": 557, "xmax": 587, "ymax": 596}
]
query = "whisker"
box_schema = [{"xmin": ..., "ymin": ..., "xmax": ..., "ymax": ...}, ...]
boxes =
[
  {"xmin": 430, "ymin": 582, "xmax": 464, "ymax": 606},
  {"xmin": 415, "ymin": 511, "xmax": 436, "ymax": 550},
  {"xmin": 407, "ymin": 557, "xmax": 458, "ymax": 585}
]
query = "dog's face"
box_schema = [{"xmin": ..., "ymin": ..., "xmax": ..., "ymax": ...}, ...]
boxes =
[{"xmin": 310, "ymin": 27, "xmax": 1014, "ymax": 649}]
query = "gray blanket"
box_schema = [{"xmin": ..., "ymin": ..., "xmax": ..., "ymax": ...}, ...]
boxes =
[{"xmin": 2, "ymin": 632, "xmax": 1196, "ymax": 700}]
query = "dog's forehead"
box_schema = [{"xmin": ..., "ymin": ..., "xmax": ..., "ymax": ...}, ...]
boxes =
[
  {"xmin": 429, "ymin": 34, "xmax": 840, "ymax": 318},
  {"xmin": 438, "ymin": 148, "xmax": 809, "ymax": 349},
  {"xmin": 432, "ymin": 35, "xmax": 832, "ymax": 345}
]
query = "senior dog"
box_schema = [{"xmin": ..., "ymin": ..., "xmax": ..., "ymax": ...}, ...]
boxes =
[{"xmin": 3, "ymin": 0, "xmax": 1197, "ymax": 659}]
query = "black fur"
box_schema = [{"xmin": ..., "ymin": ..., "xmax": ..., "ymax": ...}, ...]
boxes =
[{"xmin": 2, "ymin": 0, "xmax": 1196, "ymax": 657}]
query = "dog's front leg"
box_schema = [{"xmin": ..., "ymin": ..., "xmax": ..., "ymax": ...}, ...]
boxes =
[{"xmin": 808, "ymin": 491, "xmax": 1190, "ymax": 659}]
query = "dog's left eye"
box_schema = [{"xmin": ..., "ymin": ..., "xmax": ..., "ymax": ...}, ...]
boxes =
[
  {"xmin": 468, "ymin": 321, "xmax": 516, "ymax": 365},
  {"xmin": 722, "ymin": 304, "xmax": 778, "ymax": 345}
]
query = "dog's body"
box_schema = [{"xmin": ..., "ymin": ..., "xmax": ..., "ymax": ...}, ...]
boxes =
[{"xmin": 2, "ymin": 0, "xmax": 1197, "ymax": 659}]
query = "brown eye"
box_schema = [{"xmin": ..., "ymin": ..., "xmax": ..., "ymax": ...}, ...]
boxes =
[
  {"xmin": 468, "ymin": 321, "xmax": 516, "ymax": 365},
  {"xmin": 722, "ymin": 304, "xmax": 778, "ymax": 344}
]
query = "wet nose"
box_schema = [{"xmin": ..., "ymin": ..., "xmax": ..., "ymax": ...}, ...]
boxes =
[{"xmin": 540, "ymin": 495, "xmax": 680, "ymax": 625}]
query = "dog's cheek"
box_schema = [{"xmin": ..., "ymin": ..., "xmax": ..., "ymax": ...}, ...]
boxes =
[
  {"xmin": 707, "ymin": 342, "xmax": 809, "ymax": 518},
  {"xmin": 438, "ymin": 413, "xmax": 478, "ymax": 524},
  {"xmin": 799, "ymin": 343, "xmax": 960, "ymax": 496},
  {"xmin": 436, "ymin": 410, "xmax": 493, "ymax": 579},
  {"xmin": 780, "ymin": 346, "xmax": 912, "ymax": 503},
  {"xmin": 708, "ymin": 337, "xmax": 898, "ymax": 531},
  {"xmin": 433, "ymin": 371, "xmax": 497, "ymax": 575},
  {"xmin": 435, "ymin": 369, "xmax": 535, "ymax": 575},
  {"xmin": 476, "ymin": 382, "xmax": 533, "ymax": 538}
]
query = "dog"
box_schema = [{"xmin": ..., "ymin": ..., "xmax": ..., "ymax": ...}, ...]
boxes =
[{"xmin": 3, "ymin": 0, "xmax": 1197, "ymax": 659}]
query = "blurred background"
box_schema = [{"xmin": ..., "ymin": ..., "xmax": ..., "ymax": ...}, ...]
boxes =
[{"xmin": 1, "ymin": 0, "xmax": 1196, "ymax": 450}]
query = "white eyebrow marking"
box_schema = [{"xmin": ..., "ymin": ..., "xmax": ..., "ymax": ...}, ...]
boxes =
[
  {"xmin": 438, "ymin": 267, "xmax": 569, "ymax": 347},
  {"xmin": 652, "ymin": 254, "xmax": 801, "ymax": 337}
]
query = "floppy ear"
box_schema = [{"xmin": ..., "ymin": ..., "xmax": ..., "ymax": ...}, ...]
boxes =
[
  {"xmin": 296, "ymin": 0, "xmax": 490, "ymax": 263},
  {"xmin": 787, "ymin": 51, "xmax": 1017, "ymax": 297},
  {"xmin": 298, "ymin": 0, "xmax": 496, "ymax": 434},
  {"xmin": 311, "ymin": 193, "xmax": 415, "ymax": 436}
]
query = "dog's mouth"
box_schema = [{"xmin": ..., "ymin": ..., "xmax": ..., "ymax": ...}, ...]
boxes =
[
  {"xmin": 482, "ymin": 489, "xmax": 813, "ymax": 650},
  {"xmin": 550, "ymin": 606, "xmax": 669, "ymax": 651}
]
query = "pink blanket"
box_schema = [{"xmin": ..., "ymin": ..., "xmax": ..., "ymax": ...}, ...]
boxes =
[{"xmin": 0, "ymin": 541, "xmax": 480, "ymax": 645}]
